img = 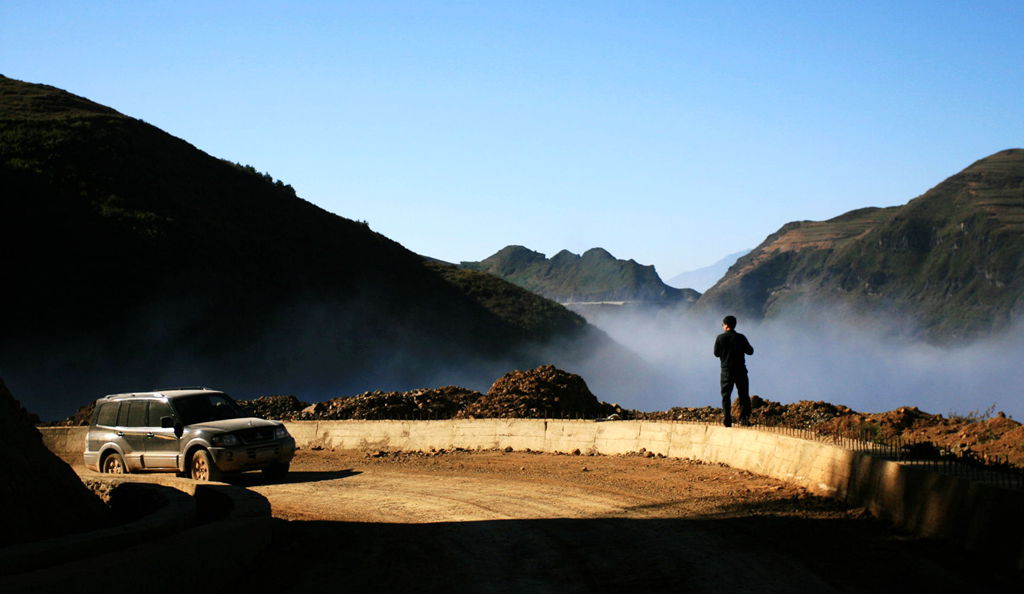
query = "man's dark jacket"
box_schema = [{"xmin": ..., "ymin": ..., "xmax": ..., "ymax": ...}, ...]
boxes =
[{"xmin": 714, "ymin": 329, "xmax": 753, "ymax": 375}]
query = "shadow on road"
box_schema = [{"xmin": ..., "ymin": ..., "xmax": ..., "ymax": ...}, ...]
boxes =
[
  {"xmin": 226, "ymin": 468, "xmax": 361, "ymax": 487},
  {"xmin": 234, "ymin": 500, "xmax": 1020, "ymax": 594}
]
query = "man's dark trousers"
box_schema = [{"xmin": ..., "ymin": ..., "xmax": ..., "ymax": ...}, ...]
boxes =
[{"xmin": 721, "ymin": 369, "xmax": 751, "ymax": 425}]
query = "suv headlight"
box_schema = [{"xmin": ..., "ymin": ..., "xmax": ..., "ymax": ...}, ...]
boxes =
[
  {"xmin": 211, "ymin": 433, "xmax": 239, "ymax": 447},
  {"xmin": 274, "ymin": 426, "xmax": 289, "ymax": 439}
]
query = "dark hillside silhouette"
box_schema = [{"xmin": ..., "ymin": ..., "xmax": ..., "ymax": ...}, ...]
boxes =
[{"xmin": 0, "ymin": 75, "xmax": 617, "ymax": 419}]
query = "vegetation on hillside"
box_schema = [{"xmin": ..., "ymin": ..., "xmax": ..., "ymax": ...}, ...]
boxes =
[
  {"xmin": 462, "ymin": 245, "xmax": 699, "ymax": 305},
  {"xmin": 0, "ymin": 75, "xmax": 613, "ymax": 418},
  {"xmin": 698, "ymin": 149, "xmax": 1024, "ymax": 340},
  {"xmin": 426, "ymin": 260, "xmax": 588, "ymax": 343}
]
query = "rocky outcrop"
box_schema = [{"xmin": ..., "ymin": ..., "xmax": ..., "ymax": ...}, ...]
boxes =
[
  {"xmin": 0, "ymin": 379, "xmax": 108, "ymax": 547},
  {"xmin": 463, "ymin": 246, "xmax": 700, "ymax": 305},
  {"xmin": 696, "ymin": 149, "xmax": 1024, "ymax": 340}
]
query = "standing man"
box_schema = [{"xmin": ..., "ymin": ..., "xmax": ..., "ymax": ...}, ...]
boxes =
[{"xmin": 714, "ymin": 315, "xmax": 754, "ymax": 427}]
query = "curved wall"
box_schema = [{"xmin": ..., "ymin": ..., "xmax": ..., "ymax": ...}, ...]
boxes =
[
  {"xmin": 284, "ymin": 419, "xmax": 1024, "ymax": 570},
  {"xmin": 285, "ymin": 419, "xmax": 854, "ymax": 493}
]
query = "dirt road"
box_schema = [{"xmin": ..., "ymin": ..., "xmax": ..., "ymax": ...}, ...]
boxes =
[{"xmin": 234, "ymin": 449, "xmax": 1016, "ymax": 593}]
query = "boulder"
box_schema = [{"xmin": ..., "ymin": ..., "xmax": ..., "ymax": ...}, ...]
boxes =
[{"xmin": 0, "ymin": 378, "xmax": 108, "ymax": 547}]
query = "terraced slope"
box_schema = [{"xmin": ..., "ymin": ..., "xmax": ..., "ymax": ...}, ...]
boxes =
[{"xmin": 698, "ymin": 149, "xmax": 1024, "ymax": 339}]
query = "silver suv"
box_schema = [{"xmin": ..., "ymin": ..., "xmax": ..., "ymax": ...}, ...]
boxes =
[{"xmin": 83, "ymin": 387, "xmax": 295, "ymax": 481}]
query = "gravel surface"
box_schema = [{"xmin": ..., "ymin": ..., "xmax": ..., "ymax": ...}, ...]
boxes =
[{"xmin": 232, "ymin": 449, "xmax": 1019, "ymax": 593}]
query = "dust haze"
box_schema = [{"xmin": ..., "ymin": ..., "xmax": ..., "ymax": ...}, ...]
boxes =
[
  {"xmin": 1, "ymin": 288, "xmax": 655, "ymax": 421},
  {"xmin": 0, "ymin": 293, "xmax": 521, "ymax": 421},
  {"xmin": 7, "ymin": 287, "xmax": 1022, "ymax": 423},
  {"xmin": 574, "ymin": 304, "xmax": 1024, "ymax": 420}
]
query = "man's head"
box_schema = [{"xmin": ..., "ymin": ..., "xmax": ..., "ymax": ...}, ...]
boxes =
[{"xmin": 722, "ymin": 315, "xmax": 737, "ymax": 331}]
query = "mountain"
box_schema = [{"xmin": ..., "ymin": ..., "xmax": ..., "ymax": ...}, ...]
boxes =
[
  {"xmin": 0, "ymin": 75, "xmax": 622, "ymax": 419},
  {"xmin": 667, "ymin": 249, "xmax": 751, "ymax": 292},
  {"xmin": 696, "ymin": 149, "xmax": 1024, "ymax": 339},
  {"xmin": 462, "ymin": 246, "xmax": 700, "ymax": 306}
]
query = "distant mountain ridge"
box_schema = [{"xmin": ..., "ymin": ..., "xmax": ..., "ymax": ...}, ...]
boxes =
[
  {"xmin": 462, "ymin": 246, "xmax": 700, "ymax": 305},
  {"xmin": 0, "ymin": 75, "xmax": 625, "ymax": 418},
  {"xmin": 696, "ymin": 149, "xmax": 1024, "ymax": 339},
  {"xmin": 667, "ymin": 249, "xmax": 751, "ymax": 292}
]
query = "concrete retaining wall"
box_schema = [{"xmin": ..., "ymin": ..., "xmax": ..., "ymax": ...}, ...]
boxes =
[
  {"xmin": 282, "ymin": 419, "xmax": 880, "ymax": 497},
  {"xmin": 40, "ymin": 421, "xmax": 1024, "ymax": 569}
]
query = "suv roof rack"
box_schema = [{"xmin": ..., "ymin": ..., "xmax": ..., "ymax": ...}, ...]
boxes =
[{"xmin": 151, "ymin": 386, "xmax": 214, "ymax": 392}]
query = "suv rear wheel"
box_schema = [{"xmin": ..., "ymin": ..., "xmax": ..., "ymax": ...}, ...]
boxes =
[
  {"xmin": 190, "ymin": 449, "xmax": 223, "ymax": 482},
  {"xmin": 102, "ymin": 452, "xmax": 125, "ymax": 474}
]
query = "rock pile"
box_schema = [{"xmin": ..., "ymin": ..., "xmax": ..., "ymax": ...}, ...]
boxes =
[
  {"xmin": 0, "ymin": 378, "xmax": 109, "ymax": 547},
  {"xmin": 458, "ymin": 365, "xmax": 622, "ymax": 419},
  {"xmin": 238, "ymin": 366, "xmax": 622, "ymax": 421},
  {"xmin": 814, "ymin": 405, "xmax": 940, "ymax": 439},
  {"xmin": 745, "ymin": 398, "xmax": 856, "ymax": 429},
  {"xmin": 634, "ymin": 397, "xmax": 856, "ymax": 428},
  {"xmin": 295, "ymin": 386, "xmax": 482, "ymax": 420},
  {"xmin": 239, "ymin": 395, "xmax": 310, "ymax": 420},
  {"xmin": 632, "ymin": 406, "xmax": 720, "ymax": 423}
]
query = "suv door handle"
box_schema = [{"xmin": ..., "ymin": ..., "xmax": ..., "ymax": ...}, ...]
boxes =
[
  {"xmin": 146, "ymin": 432, "xmax": 155, "ymax": 438},
  {"xmin": 116, "ymin": 431, "xmax": 125, "ymax": 437}
]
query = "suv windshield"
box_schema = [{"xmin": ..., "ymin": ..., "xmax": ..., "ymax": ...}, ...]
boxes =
[{"xmin": 171, "ymin": 394, "xmax": 247, "ymax": 425}]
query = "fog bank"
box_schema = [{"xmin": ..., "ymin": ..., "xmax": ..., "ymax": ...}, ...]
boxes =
[
  {"xmin": 576, "ymin": 305, "xmax": 1024, "ymax": 420},
  {"xmin": 8, "ymin": 293, "xmax": 1020, "ymax": 423}
]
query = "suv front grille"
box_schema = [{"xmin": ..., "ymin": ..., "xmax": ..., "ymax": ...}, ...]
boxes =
[{"xmin": 237, "ymin": 427, "xmax": 276, "ymax": 445}]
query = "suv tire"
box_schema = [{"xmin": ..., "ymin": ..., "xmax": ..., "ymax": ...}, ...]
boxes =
[
  {"xmin": 190, "ymin": 449, "xmax": 223, "ymax": 482},
  {"xmin": 102, "ymin": 452, "xmax": 125, "ymax": 474}
]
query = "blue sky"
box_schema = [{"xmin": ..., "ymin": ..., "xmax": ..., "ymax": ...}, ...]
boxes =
[{"xmin": 3, "ymin": 1, "xmax": 1022, "ymax": 279}]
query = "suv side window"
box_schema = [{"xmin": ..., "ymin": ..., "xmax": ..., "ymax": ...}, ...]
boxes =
[
  {"xmin": 126, "ymin": 400, "xmax": 148, "ymax": 427},
  {"xmin": 96, "ymin": 402, "xmax": 119, "ymax": 426},
  {"xmin": 147, "ymin": 400, "xmax": 173, "ymax": 427},
  {"xmin": 116, "ymin": 402, "xmax": 131, "ymax": 426}
]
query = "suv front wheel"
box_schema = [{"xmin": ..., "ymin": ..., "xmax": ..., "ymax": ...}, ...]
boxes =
[{"xmin": 190, "ymin": 449, "xmax": 223, "ymax": 482}]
